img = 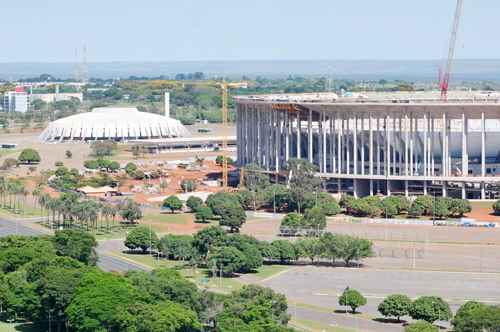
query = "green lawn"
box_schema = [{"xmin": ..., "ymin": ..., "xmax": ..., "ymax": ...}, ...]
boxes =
[
  {"xmin": 289, "ymin": 318, "xmax": 354, "ymax": 332},
  {"xmin": 0, "ymin": 322, "xmax": 38, "ymax": 332},
  {"xmin": 0, "ymin": 206, "xmax": 45, "ymax": 219},
  {"xmin": 142, "ymin": 212, "xmax": 192, "ymax": 225},
  {"xmin": 0, "ymin": 149, "xmax": 18, "ymax": 158},
  {"xmin": 252, "ymin": 264, "xmax": 290, "ymax": 280}
]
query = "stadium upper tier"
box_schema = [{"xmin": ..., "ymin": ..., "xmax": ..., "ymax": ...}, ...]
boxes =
[
  {"xmin": 40, "ymin": 107, "xmax": 189, "ymax": 142},
  {"xmin": 236, "ymin": 90, "xmax": 500, "ymax": 104}
]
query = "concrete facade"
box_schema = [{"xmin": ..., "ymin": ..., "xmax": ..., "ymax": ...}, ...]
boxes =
[{"xmin": 235, "ymin": 92, "xmax": 500, "ymax": 199}]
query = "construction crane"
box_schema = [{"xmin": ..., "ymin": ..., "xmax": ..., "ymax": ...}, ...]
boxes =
[
  {"xmin": 152, "ymin": 79, "xmax": 247, "ymax": 190},
  {"xmin": 440, "ymin": 0, "xmax": 464, "ymax": 101}
]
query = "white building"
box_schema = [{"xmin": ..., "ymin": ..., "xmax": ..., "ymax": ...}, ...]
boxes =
[{"xmin": 3, "ymin": 87, "xmax": 30, "ymax": 113}]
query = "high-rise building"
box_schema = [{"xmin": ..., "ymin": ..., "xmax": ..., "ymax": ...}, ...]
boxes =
[{"xmin": 3, "ymin": 86, "xmax": 30, "ymax": 113}]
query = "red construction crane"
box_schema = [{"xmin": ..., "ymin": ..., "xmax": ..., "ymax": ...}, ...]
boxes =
[{"xmin": 440, "ymin": 0, "xmax": 464, "ymax": 101}]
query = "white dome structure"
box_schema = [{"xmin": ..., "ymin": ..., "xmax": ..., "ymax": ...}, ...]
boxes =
[{"xmin": 40, "ymin": 107, "xmax": 190, "ymax": 142}]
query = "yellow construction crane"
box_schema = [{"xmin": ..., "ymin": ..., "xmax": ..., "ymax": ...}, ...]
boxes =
[{"xmin": 149, "ymin": 79, "xmax": 247, "ymax": 190}]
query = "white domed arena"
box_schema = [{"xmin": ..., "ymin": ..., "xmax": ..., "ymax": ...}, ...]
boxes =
[{"xmin": 39, "ymin": 107, "xmax": 190, "ymax": 142}]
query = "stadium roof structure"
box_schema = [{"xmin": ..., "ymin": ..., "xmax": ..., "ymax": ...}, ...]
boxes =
[{"xmin": 39, "ymin": 107, "xmax": 189, "ymax": 142}]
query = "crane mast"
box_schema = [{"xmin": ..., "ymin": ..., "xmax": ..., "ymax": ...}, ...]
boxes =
[{"xmin": 440, "ymin": 0, "xmax": 464, "ymax": 101}]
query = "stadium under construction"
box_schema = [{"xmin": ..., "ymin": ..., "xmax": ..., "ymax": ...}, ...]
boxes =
[{"xmin": 235, "ymin": 91, "xmax": 500, "ymax": 199}]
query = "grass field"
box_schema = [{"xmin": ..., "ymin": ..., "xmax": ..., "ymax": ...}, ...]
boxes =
[
  {"xmin": 0, "ymin": 322, "xmax": 37, "ymax": 332},
  {"xmin": 0, "ymin": 206, "xmax": 45, "ymax": 219},
  {"xmin": 289, "ymin": 318, "xmax": 354, "ymax": 332}
]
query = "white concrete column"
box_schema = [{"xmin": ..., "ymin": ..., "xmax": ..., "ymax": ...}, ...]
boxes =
[
  {"xmin": 308, "ymin": 109, "xmax": 313, "ymax": 163},
  {"xmin": 285, "ymin": 111, "xmax": 290, "ymax": 162},
  {"xmin": 346, "ymin": 116, "xmax": 351, "ymax": 175},
  {"xmin": 431, "ymin": 115, "xmax": 435, "ymax": 176},
  {"xmin": 385, "ymin": 115, "xmax": 390, "ymax": 176},
  {"xmin": 423, "ymin": 112, "xmax": 428, "ymax": 177},
  {"xmin": 461, "ymin": 112, "xmax": 468, "ymax": 177},
  {"xmin": 338, "ymin": 114, "xmax": 342, "ymax": 174},
  {"xmin": 376, "ymin": 117, "xmax": 381, "ymax": 175},
  {"xmin": 296, "ymin": 112, "xmax": 301, "ymax": 159},
  {"xmin": 442, "ymin": 113, "xmax": 447, "ymax": 177},
  {"xmin": 410, "ymin": 114, "xmax": 414, "ymax": 176},
  {"xmin": 330, "ymin": 114, "xmax": 335, "ymax": 173},
  {"xmin": 318, "ymin": 112, "xmax": 324, "ymax": 172},
  {"xmin": 322, "ymin": 112, "xmax": 327, "ymax": 173},
  {"xmin": 481, "ymin": 111, "xmax": 486, "ymax": 177},
  {"xmin": 369, "ymin": 113, "xmax": 374, "ymax": 176},
  {"xmin": 361, "ymin": 114, "xmax": 365, "ymax": 175},
  {"xmin": 353, "ymin": 116, "xmax": 358, "ymax": 174},
  {"xmin": 405, "ymin": 114, "xmax": 409, "ymax": 176}
]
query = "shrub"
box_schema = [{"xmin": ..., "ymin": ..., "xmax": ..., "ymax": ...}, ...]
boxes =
[
  {"xmin": 404, "ymin": 321, "xmax": 438, "ymax": 332},
  {"xmin": 0, "ymin": 158, "xmax": 18, "ymax": 170},
  {"xmin": 408, "ymin": 203, "xmax": 425, "ymax": 218},
  {"xmin": 432, "ymin": 198, "xmax": 450, "ymax": 220},
  {"xmin": 84, "ymin": 160, "xmax": 99, "ymax": 169},
  {"xmin": 338, "ymin": 288, "xmax": 367, "ymax": 313},
  {"xmin": 55, "ymin": 161, "xmax": 64, "ymax": 167},
  {"xmin": 125, "ymin": 162, "xmax": 137, "ymax": 175},
  {"xmin": 448, "ymin": 198, "xmax": 471, "ymax": 218},
  {"xmin": 412, "ymin": 196, "xmax": 434, "ymax": 215},
  {"xmin": 65, "ymin": 150, "xmax": 72, "ymax": 159},
  {"xmin": 186, "ymin": 196, "xmax": 203, "ymax": 212},
  {"xmin": 493, "ymin": 200, "xmax": 500, "ymax": 216},
  {"xmin": 316, "ymin": 193, "xmax": 341, "ymax": 216},
  {"xmin": 180, "ymin": 179, "xmax": 197, "ymax": 192},
  {"xmin": 279, "ymin": 212, "xmax": 304, "ymax": 236}
]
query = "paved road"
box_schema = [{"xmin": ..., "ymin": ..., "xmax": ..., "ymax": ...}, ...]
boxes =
[{"xmin": 0, "ymin": 217, "xmax": 146, "ymax": 273}]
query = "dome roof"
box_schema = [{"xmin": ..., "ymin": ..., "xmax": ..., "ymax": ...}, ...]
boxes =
[{"xmin": 40, "ymin": 107, "xmax": 190, "ymax": 142}]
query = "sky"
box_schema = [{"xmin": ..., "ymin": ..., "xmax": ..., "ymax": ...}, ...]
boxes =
[{"xmin": 0, "ymin": 0, "xmax": 498, "ymax": 62}]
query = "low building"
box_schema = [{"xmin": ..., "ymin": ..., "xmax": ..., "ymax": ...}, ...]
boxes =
[
  {"xmin": 3, "ymin": 87, "xmax": 30, "ymax": 113},
  {"xmin": 77, "ymin": 186, "xmax": 118, "ymax": 198}
]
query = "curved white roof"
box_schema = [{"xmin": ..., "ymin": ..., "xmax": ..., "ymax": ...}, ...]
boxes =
[{"xmin": 40, "ymin": 107, "xmax": 190, "ymax": 142}]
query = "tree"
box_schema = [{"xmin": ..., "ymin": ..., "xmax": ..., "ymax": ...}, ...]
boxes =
[
  {"xmin": 109, "ymin": 161, "xmax": 120, "ymax": 172},
  {"xmin": 404, "ymin": 321, "xmax": 439, "ymax": 332},
  {"xmin": 219, "ymin": 204, "xmax": 246, "ymax": 232},
  {"xmin": 269, "ymin": 240, "xmax": 297, "ymax": 264},
  {"xmin": 66, "ymin": 270, "xmax": 139, "ymax": 332},
  {"xmin": 126, "ymin": 269, "xmax": 201, "ymax": 312},
  {"xmin": 452, "ymin": 301, "xmax": 500, "ymax": 332},
  {"xmin": 119, "ymin": 199, "xmax": 143, "ymax": 223},
  {"xmin": 378, "ymin": 294, "xmax": 412, "ymax": 322},
  {"xmin": 53, "ymin": 230, "xmax": 97, "ymax": 265},
  {"xmin": 17, "ymin": 148, "xmax": 41, "ymax": 164},
  {"xmin": 303, "ymin": 207, "xmax": 327, "ymax": 235},
  {"xmin": 285, "ymin": 159, "xmax": 320, "ymax": 213},
  {"xmin": 65, "ymin": 150, "xmax": 73, "ymax": 159},
  {"xmin": 206, "ymin": 192, "xmax": 240, "ymax": 216},
  {"xmin": 409, "ymin": 296, "xmax": 452, "ymax": 323},
  {"xmin": 132, "ymin": 301, "xmax": 202, "ymax": 332},
  {"xmin": 338, "ymin": 288, "xmax": 367, "ymax": 313},
  {"xmin": 192, "ymin": 226, "xmax": 227, "ymax": 259},
  {"xmin": 125, "ymin": 162, "xmax": 138, "ymax": 175},
  {"xmin": 195, "ymin": 206, "xmax": 213, "ymax": 223},
  {"xmin": 186, "ymin": 196, "xmax": 203, "ymax": 212},
  {"xmin": 338, "ymin": 235, "xmax": 373, "ymax": 266},
  {"xmin": 296, "ymin": 237, "xmax": 322, "ymax": 263},
  {"xmin": 90, "ymin": 141, "xmax": 116, "ymax": 157},
  {"xmin": 243, "ymin": 163, "xmax": 270, "ymax": 192},
  {"xmin": 209, "ymin": 246, "xmax": 245, "ymax": 276},
  {"xmin": 159, "ymin": 235, "xmax": 194, "ymax": 261},
  {"xmin": 124, "ymin": 226, "xmax": 159, "ymax": 253},
  {"xmin": 163, "ymin": 195, "xmax": 183, "ymax": 214},
  {"xmin": 280, "ymin": 212, "xmax": 304, "ymax": 236}
]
